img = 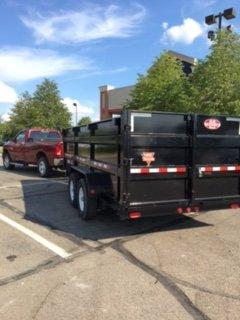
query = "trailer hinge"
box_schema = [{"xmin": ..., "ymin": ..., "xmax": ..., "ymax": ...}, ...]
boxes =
[
  {"xmin": 123, "ymin": 158, "xmax": 133, "ymax": 166},
  {"xmin": 122, "ymin": 193, "xmax": 131, "ymax": 206},
  {"xmin": 124, "ymin": 124, "xmax": 131, "ymax": 131}
]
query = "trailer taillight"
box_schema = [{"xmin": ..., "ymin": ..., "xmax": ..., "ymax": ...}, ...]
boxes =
[
  {"xmin": 129, "ymin": 211, "xmax": 141, "ymax": 219},
  {"xmin": 54, "ymin": 142, "xmax": 64, "ymax": 158}
]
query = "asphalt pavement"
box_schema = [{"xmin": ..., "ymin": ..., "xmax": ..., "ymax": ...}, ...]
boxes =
[{"xmin": 0, "ymin": 158, "xmax": 240, "ymax": 320}]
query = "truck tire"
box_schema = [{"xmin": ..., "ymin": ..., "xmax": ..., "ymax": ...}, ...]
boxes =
[
  {"xmin": 68, "ymin": 173, "xmax": 78, "ymax": 208},
  {"xmin": 77, "ymin": 179, "xmax": 96, "ymax": 220},
  {"xmin": 3, "ymin": 153, "xmax": 14, "ymax": 170},
  {"xmin": 37, "ymin": 157, "xmax": 52, "ymax": 178}
]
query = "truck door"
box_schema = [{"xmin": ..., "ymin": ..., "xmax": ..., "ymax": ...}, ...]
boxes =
[
  {"xmin": 11, "ymin": 131, "xmax": 26, "ymax": 162},
  {"xmin": 25, "ymin": 130, "xmax": 42, "ymax": 164}
]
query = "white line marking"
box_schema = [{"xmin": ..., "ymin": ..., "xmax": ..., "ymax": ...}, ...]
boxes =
[{"xmin": 0, "ymin": 213, "xmax": 71, "ymax": 259}]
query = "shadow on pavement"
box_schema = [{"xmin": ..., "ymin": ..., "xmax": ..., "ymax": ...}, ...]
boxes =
[
  {"xmin": 0, "ymin": 164, "xmax": 65, "ymax": 179},
  {"xmin": 20, "ymin": 179, "xmax": 212, "ymax": 242}
]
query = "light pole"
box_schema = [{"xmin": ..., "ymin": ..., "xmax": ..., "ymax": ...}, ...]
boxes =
[
  {"xmin": 73, "ymin": 102, "xmax": 78, "ymax": 126},
  {"xmin": 205, "ymin": 8, "xmax": 236, "ymax": 40}
]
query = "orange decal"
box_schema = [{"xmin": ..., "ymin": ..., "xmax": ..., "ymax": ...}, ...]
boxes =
[{"xmin": 141, "ymin": 152, "xmax": 155, "ymax": 166}]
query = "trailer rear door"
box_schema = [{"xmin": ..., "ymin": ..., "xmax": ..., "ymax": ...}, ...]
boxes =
[
  {"xmin": 193, "ymin": 115, "xmax": 240, "ymax": 210},
  {"xmin": 127, "ymin": 111, "xmax": 190, "ymax": 216}
]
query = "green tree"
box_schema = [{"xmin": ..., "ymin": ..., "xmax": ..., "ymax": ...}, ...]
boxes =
[
  {"xmin": 126, "ymin": 53, "xmax": 192, "ymax": 112},
  {"xmin": 78, "ymin": 116, "xmax": 91, "ymax": 126},
  {"xmin": 191, "ymin": 30, "xmax": 240, "ymax": 115},
  {"xmin": 7, "ymin": 79, "xmax": 71, "ymax": 137},
  {"xmin": 32, "ymin": 79, "xmax": 71, "ymax": 128},
  {"xmin": 0, "ymin": 120, "xmax": 4, "ymax": 143},
  {"xmin": 0, "ymin": 119, "xmax": 11, "ymax": 142},
  {"xmin": 8, "ymin": 92, "xmax": 34, "ymax": 134}
]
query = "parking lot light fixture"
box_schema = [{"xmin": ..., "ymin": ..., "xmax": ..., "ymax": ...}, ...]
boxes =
[
  {"xmin": 223, "ymin": 8, "xmax": 236, "ymax": 20},
  {"xmin": 205, "ymin": 14, "xmax": 216, "ymax": 25},
  {"xmin": 205, "ymin": 8, "xmax": 236, "ymax": 40}
]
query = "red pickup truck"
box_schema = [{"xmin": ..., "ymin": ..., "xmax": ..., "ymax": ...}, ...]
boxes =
[{"xmin": 2, "ymin": 128, "xmax": 64, "ymax": 177}]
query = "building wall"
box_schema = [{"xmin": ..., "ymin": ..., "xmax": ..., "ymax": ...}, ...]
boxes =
[
  {"xmin": 100, "ymin": 85, "xmax": 134, "ymax": 120},
  {"xmin": 99, "ymin": 51, "xmax": 197, "ymax": 120}
]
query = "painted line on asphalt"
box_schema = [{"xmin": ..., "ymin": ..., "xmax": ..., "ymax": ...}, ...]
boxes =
[{"xmin": 0, "ymin": 213, "xmax": 71, "ymax": 259}]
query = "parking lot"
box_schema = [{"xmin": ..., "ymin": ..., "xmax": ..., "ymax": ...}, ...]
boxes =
[{"xmin": 0, "ymin": 157, "xmax": 240, "ymax": 320}]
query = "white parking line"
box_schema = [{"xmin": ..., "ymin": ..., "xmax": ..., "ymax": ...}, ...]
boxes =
[{"xmin": 0, "ymin": 213, "xmax": 71, "ymax": 259}]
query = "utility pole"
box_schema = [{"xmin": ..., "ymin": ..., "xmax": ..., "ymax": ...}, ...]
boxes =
[{"xmin": 73, "ymin": 102, "xmax": 78, "ymax": 126}]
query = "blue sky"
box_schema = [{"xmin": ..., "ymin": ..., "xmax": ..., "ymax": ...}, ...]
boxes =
[{"xmin": 0, "ymin": 0, "xmax": 239, "ymax": 122}]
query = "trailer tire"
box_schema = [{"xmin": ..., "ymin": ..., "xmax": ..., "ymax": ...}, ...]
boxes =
[
  {"xmin": 68, "ymin": 173, "xmax": 78, "ymax": 208},
  {"xmin": 77, "ymin": 179, "xmax": 96, "ymax": 220}
]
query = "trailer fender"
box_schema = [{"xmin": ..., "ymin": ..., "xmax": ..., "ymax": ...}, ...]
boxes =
[{"xmin": 68, "ymin": 165, "xmax": 113, "ymax": 196}]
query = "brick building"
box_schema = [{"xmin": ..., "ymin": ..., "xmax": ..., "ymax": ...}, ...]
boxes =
[{"xmin": 99, "ymin": 51, "xmax": 196, "ymax": 120}]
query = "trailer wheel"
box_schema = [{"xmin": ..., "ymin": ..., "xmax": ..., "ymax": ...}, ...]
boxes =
[
  {"xmin": 68, "ymin": 173, "xmax": 78, "ymax": 208},
  {"xmin": 77, "ymin": 179, "xmax": 96, "ymax": 220}
]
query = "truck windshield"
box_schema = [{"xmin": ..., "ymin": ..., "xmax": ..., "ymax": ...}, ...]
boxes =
[{"xmin": 29, "ymin": 131, "xmax": 60, "ymax": 142}]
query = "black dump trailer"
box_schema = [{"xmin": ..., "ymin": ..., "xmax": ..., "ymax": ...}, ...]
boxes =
[{"xmin": 63, "ymin": 110, "xmax": 240, "ymax": 220}]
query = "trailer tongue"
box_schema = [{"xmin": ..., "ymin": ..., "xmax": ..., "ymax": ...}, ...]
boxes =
[{"xmin": 63, "ymin": 110, "xmax": 240, "ymax": 220}]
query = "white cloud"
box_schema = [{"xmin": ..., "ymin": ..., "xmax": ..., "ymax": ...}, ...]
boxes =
[
  {"xmin": 0, "ymin": 47, "xmax": 92, "ymax": 82},
  {"xmin": 162, "ymin": 22, "xmax": 168, "ymax": 30},
  {"xmin": 0, "ymin": 81, "xmax": 17, "ymax": 104},
  {"xmin": 21, "ymin": 4, "xmax": 146, "ymax": 44},
  {"xmin": 62, "ymin": 97, "xmax": 95, "ymax": 123},
  {"xmin": 0, "ymin": 113, "xmax": 11, "ymax": 122},
  {"xmin": 163, "ymin": 18, "xmax": 204, "ymax": 44}
]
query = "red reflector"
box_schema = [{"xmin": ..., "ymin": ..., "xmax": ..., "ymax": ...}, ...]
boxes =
[
  {"xmin": 129, "ymin": 211, "xmax": 141, "ymax": 219},
  {"xmin": 230, "ymin": 203, "xmax": 239, "ymax": 209},
  {"xmin": 177, "ymin": 167, "xmax": 186, "ymax": 173},
  {"xmin": 220, "ymin": 166, "xmax": 228, "ymax": 172},
  {"xmin": 177, "ymin": 208, "xmax": 183, "ymax": 214},
  {"xmin": 185, "ymin": 207, "xmax": 191, "ymax": 213},
  {"xmin": 141, "ymin": 168, "xmax": 150, "ymax": 174}
]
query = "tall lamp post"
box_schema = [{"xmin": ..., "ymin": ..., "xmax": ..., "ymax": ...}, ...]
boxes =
[
  {"xmin": 73, "ymin": 102, "xmax": 78, "ymax": 126},
  {"xmin": 205, "ymin": 8, "xmax": 236, "ymax": 40}
]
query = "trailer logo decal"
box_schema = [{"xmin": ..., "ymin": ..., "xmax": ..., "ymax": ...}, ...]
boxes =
[
  {"xmin": 141, "ymin": 152, "xmax": 155, "ymax": 166},
  {"xmin": 204, "ymin": 118, "xmax": 221, "ymax": 130}
]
